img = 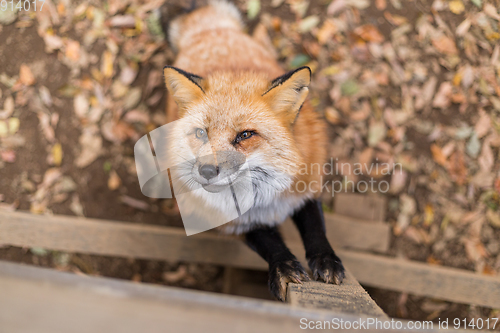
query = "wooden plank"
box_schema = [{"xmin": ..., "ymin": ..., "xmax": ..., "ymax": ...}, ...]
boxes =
[
  {"xmin": 0, "ymin": 209, "xmax": 389, "ymax": 257},
  {"xmin": 334, "ymin": 193, "xmax": 387, "ymax": 222},
  {"xmin": 0, "ymin": 210, "xmax": 267, "ymax": 270},
  {"xmin": 0, "ymin": 261, "xmax": 413, "ymax": 333},
  {"xmin": 287, "ymin": 271, "xmax": 387, "ymax": 318},
  {"xmin": 343, "ymin": 251, "xmax": 500, "ymax": 310},
  {"xmin": 281, "ymin": 214, "xmax": 390, "ymax": 254},
  {"xmin": 1, "ymin": 211, "xmax": 499, "ymax": 308}
]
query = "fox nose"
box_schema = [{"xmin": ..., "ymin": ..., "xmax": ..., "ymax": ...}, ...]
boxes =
[{"xmin": 199, "ymin": 164, "xmax": 219, "ymax": 180}]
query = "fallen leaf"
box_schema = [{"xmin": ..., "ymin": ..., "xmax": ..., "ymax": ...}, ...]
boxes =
[
  {"xmin": 123, "ymin": 87, "xmax": 142, "ymax": 110},
  {"xmin": 298, "ymin": 15, "xmax": 319, "ymax": 33},
  {"xmin": 0, "ymin": 149, "xmax": 16, "ymax": 163},
  {"xmin": 354, "ymin": 24, "xmax": 384, "ymax": 43},
  {"xmin": 108, "ymin": 15, "xmax": 136, "ymax": 28},
  {"xmin": 70, "ymin": 194, "xmax": 84, "ymax": 216},
  {"xmin": 316, "ymin": 20, "xmax": 337, "ymax": 44},
  {"xmin": 368, "ymin": 120, "xmax": 386, "ymax": 147},
  {"xmin": 8, "ymin": 117, "xmax": 19, "ymax": 134},
  {"xmin": 466, "ymin": 133, "xmax": 481, "ymax": 158},
  {"xmin": 247, "ymin": 0, "xmax": 261, "ymax": 19},
  {"xmin": 415, "ymin": 76, "xmax": 438, "ymax": 110},
  {"xmin": 376, "ymin": 0, "xmax": 387, "ymax": 10},
  {"xmin": 475, "ymin": 110, "xmax": 491, "ymax": 139},
  {"xmin": 487, "ymin": 209, "xmax": 500, "ymax": 228},
  {"xmin": 65, "ymin": 40, "xmax": 80, "ymax": 61},
  {"xmin": 432, "ymin": 82, "xmax": 452, "ymax": 109},
  {"xmin": 108, "ymin": 170, "xmax": 121, "ymax": 190},
  {"xmin": 0, "ymin": 96, "xmax": 15, "ymax": 119},
  {"xmin": 431, "ymin": 144, "xmax": 448, "ymax": 167},
  {"xmin": 101, "ymin": 50, "xmax": 115, "ymax": 78},
  {"xmin": 384, "ymin": 12, "xmax": 407, "ymax": 26},
  {"xmin": 51, "ymin": 143, "xmax": 63, "ymax": 166},
  {"xmin": 478, "ymin": 137, "xmax": 494, "ymax": 173},
  {"xmin": 119, "ymin": 62, "xmax": 138, "ymax": 85},
  {"xmin": 484, "ymin": 3, "xmax": 500, "ymax": 21},
  {"xmin": 447, "ymin": 150, "xmax": 467, "ymax": 185},
  {"xmin": 431, "ymin": 35, "xmax": 458, "ymax": 55},
  {"xmin": 390, "ymin": 169, "xmax": 407, "ymax": 194},
  {"xmin": 19, "ymin": 64, "xmax": 35, "ymax": 86},
  {"xmin": 120, "ymin": 195, "xmax": 149, "ymax": 210},
  {"xmin": 75, "ymin": 127, "xmax": 102, "ymax": 168},
  {"xmin": 74, "ymin": 94, "xmax": 89, "ymax": 119},
  {"xmin": 448, "ymin": 0, "xmax": 464, "ymax": 14},
  {"xmin": 37, "ymin": 112, "xmax": 55, "ymax": 142}
]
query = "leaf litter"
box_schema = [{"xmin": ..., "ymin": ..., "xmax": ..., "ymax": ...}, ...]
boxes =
[{"xmin": 0, "ymin": 0, "xmax": 499, "ymax": 318}]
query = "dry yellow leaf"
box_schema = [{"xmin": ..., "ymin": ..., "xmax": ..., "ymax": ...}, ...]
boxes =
[
  {"xmin": 452, "ymin": 72, "xmax": 462, "ymax": 86},
  {"xmin": 424, "ymin": 204, "xmax": 434, "ymax": 226},
  {"xmin": 8, "ymin": 117, "xmax": 19, "ymax": 134},
  {"xmin": 449, "ymin": 0, "xmax": 464, "ymax": 14},
  {"xmin": 101, "ymin": 51, "xmax": 114, "ymax": 78},
  {"xmin": 52, "ymin": 143, "xmax": 63, "ymax": 166}
]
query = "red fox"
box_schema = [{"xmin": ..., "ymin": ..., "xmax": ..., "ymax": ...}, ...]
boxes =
[{"xmin": 162, "ymin": 0, "xmax": 345, "ymax": 301}]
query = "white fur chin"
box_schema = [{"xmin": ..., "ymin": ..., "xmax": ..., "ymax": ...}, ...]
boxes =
[{"xmin": 170, "ymin": 153, "xmax": 311, "ymax": 235}]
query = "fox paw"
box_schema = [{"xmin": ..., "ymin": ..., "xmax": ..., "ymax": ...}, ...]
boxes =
[
  {"xmin": 268, "ymin": 259, "xmax": 309, "ymax": 302},
  {"xmin": 308, "ymin": 252, "xmax": 345, "ymax": 285}
]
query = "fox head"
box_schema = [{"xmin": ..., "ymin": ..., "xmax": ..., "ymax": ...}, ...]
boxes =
[{"xmin": 163, "ymin": 66, "xmax": 311, "ymax": 212}]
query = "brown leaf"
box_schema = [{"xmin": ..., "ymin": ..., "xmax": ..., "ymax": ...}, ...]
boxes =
[
  {"xmin": 354, "ymin": 24, "xmax": 384, "ymax": 43},
  {"xmin": 376, "ymin": 0, "xmax": 387, "ymax": 10},
  {"xmin": 19, "ymin": 64, "xmax": 36, "ymax": 86},
  {"xmin": 475, "ymin": 109, "xmax": 491, "ymax": 139},
  {"xmin": 415, "ymin": 76, "xmax": 438, "ymax": 110},
  {"xmin": 432, "ymin": 82, "xmax": 452, "ymax": 109},
  {"xmin": 384, "ymin": 12, "xmax": 407, "ymax": 26},
  {"xmin": 108, "ymin": 170, "xmax": 121, "ymax": 191},
  {"xmin": 447, "ymin": 150, "xmax": 467, "ymax": 185},
  {"xmin": 75, "ymin": 127, "xmax": 102, "ymax": 168},
  {"xmin": 431, "ymin": 35, "xmax": 458, "ymax": 55},
  {"xmin": 478, "ymin": 137, "xmax": 494, "ymax": 173},
  {"xmin": 65, "ymin": 40, "xmax": 80, "ymax": 62},
  {"xmin": 430, "ymin": 144, "xmax": 448, "ymax": 167}
]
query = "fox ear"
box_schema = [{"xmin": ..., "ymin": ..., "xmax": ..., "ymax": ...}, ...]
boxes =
[
  {"xmin": 263, "ymin": 66, "xmax": 311, "ymax": 124},
  {"xmin": 164, "ymin": 66, "xmax": 205, "ymax": 112}
]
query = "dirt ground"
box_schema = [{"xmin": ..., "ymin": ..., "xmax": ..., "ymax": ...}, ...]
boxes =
[{"xmin": 0, "ymin": 0, "xmax": 499, "ymax": 324}]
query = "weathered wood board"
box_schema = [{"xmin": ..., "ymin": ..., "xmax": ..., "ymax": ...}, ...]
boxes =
[
  {"xmin": 287, "ymin": 271, "xmax": 387, "ymax": 318},
  {"xmin": 0, "ymin": 261, "xmax": 392, "ymax": 333},
  {"xmin": 334, "ymin": 193, "xmax": 387, "ymax": 222},
  {"xmin": 280, "ymin": 214, "xmax": 390, "ymax": 255},
  {"xmin": 1, "ymin": 210, "xmax": 499, "ymax": 309},
  {"xmin": 344, "ymin": 251, "xmax": 500, "ymax": 310}
]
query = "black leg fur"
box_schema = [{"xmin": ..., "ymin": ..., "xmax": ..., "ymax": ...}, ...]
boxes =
[
  {"xmin": 292, "ymin": 200, "xmax": 345, "ymax": 284},
  {"xmin": 245, "ymin": 226, "xmax": 309, "ymax": 301}
]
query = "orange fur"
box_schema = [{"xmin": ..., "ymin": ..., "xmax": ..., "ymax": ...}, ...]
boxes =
[{"xmin": 164, "ymin": 1, "xmax": 327, "ymax": 232}]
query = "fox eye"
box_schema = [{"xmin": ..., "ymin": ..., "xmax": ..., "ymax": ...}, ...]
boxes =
[
  {"xmin": 195, "ymin": 128, "xmax": 206, "ymax": 139},
  {"xmin": 234, "ymin": 130, "xmax": 256, "ymax": 144}
]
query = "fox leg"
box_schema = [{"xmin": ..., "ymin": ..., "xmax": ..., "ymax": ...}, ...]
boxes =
[
  {"xmin": 245, "ymin": 226, "xmax": 309, "ymax": 301},
  {"xmin": 292, "ymin": 200, "xmax": 345, "ymax": 285}
]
